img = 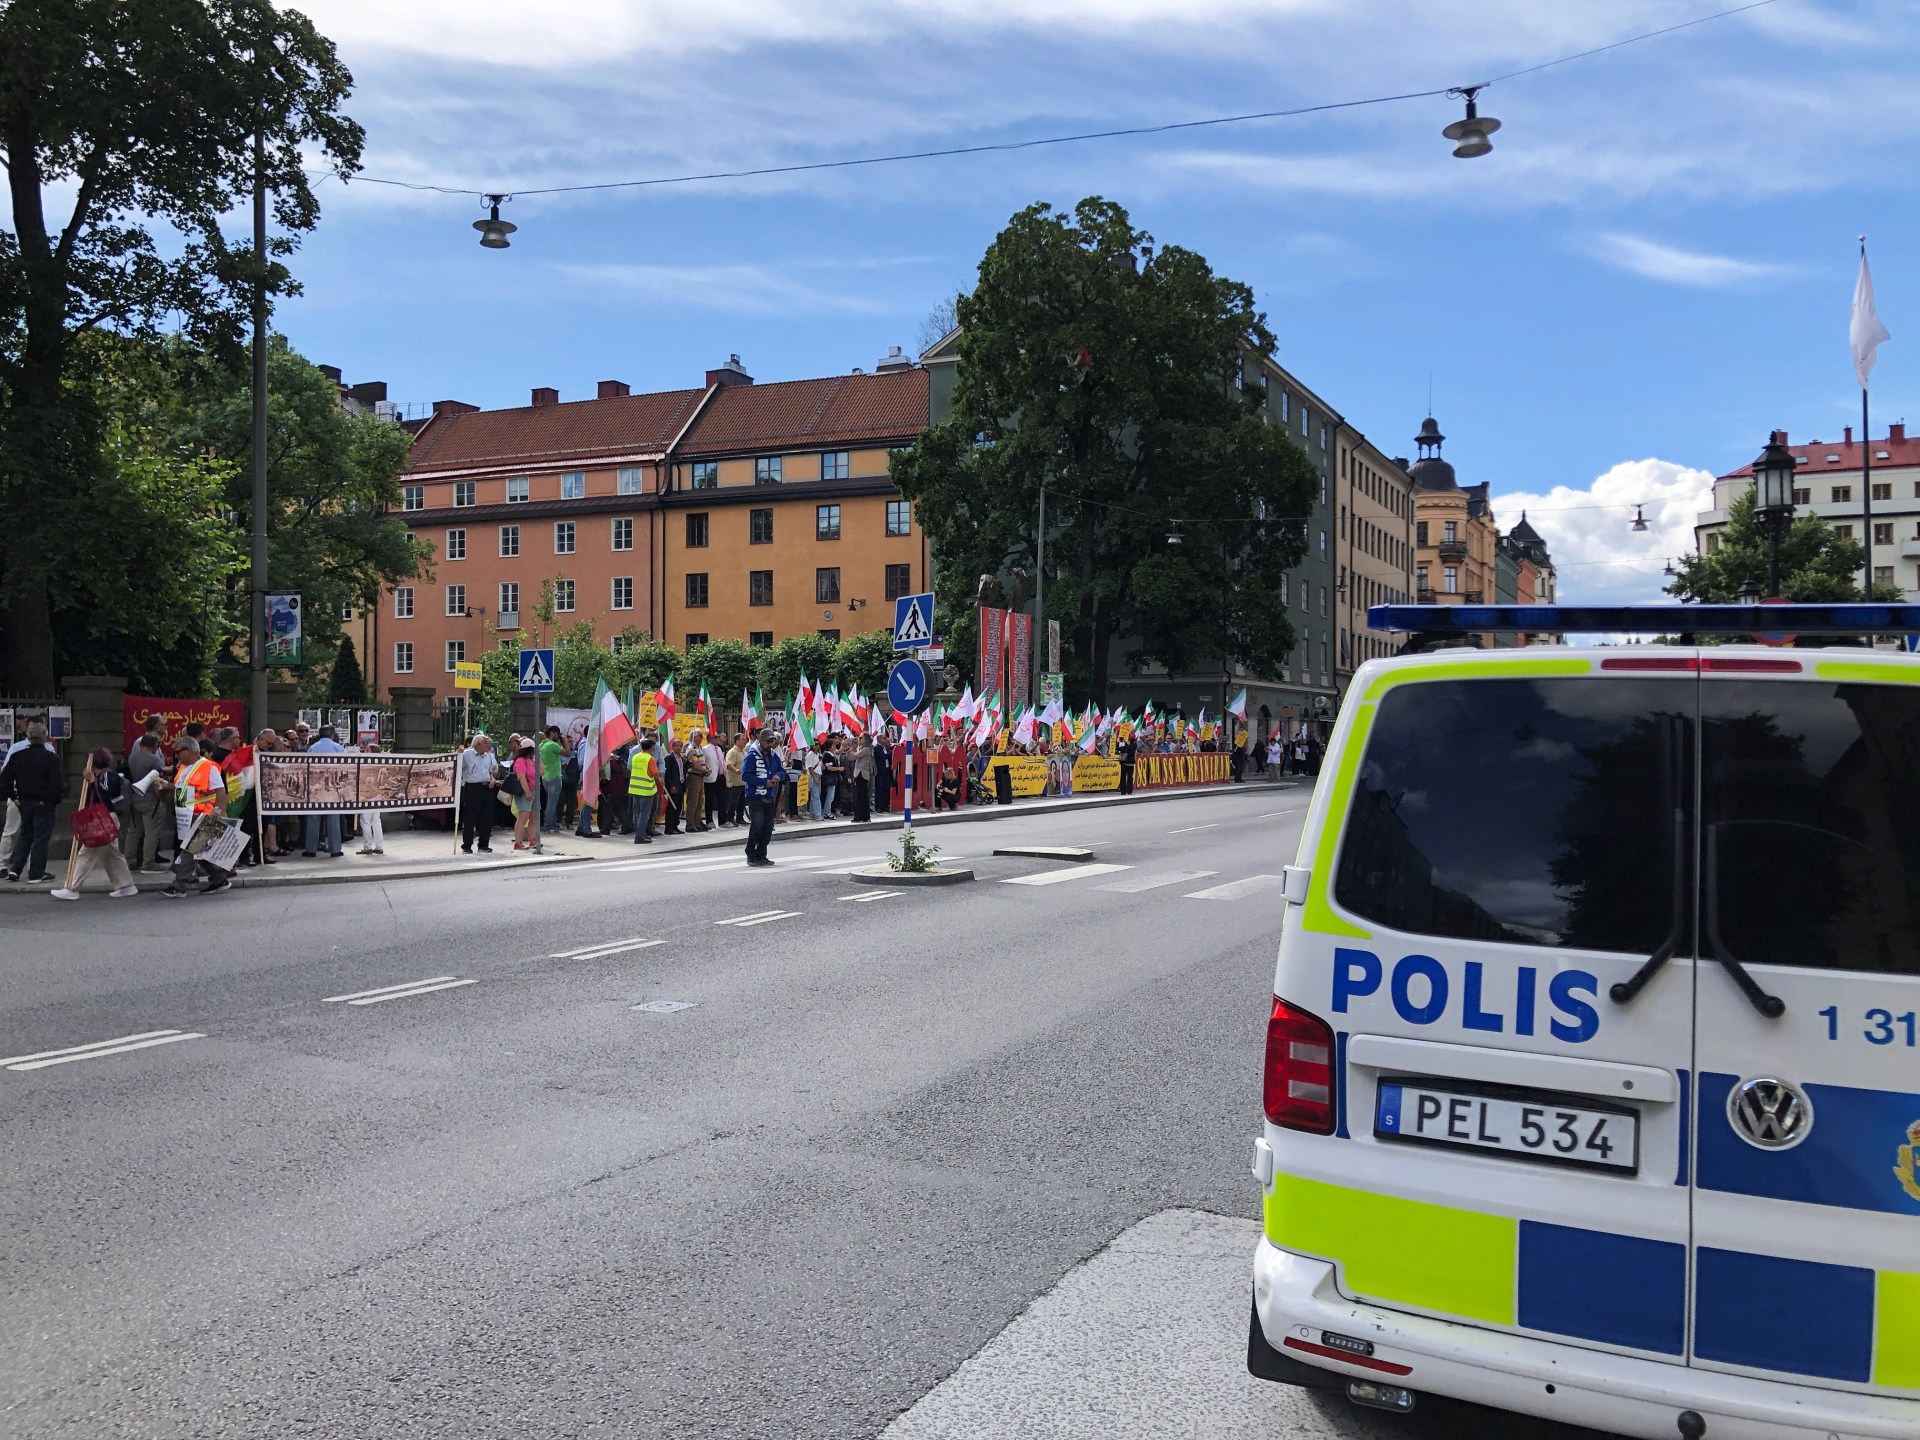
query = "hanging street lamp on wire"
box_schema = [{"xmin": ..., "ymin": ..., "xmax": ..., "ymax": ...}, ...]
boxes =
[
  {"xmin": 474, "ymin": 194, "xmax": 516, "ymax": 248},
  {"xmin": 1443, "ymin": 87, "xmax": 1501, "ymax": 158}
]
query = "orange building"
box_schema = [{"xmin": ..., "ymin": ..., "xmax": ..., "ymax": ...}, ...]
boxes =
[
  {"xmin": 375, "ymin": 354, "xmax": 930, "ymax": 700},
  {"xmin": 1408, "ymin": 415, "xmax": 1500, "ymax": 643}
]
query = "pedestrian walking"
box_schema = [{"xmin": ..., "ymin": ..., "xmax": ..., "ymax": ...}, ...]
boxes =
[
  {"xmin": 121, "ymin": 731, "xmax": 168, "ymax": 872},
  {"xmin": 1, "ymin": 722, "xmax": 65, "ymax": 883},
  {"xmin": 628, "ymin": 735, "xmax": 659, "ymax": 843},
  {"xmin": 683, "ymin": 729, "xmax": 710, "ymax": 831},
  {"xmin": 162, "ymin": 736, "xmax": 232, "ymax": 897},
  {"xmin": 458, "ymin": 734, "xmax": 501, "ymax": 853},
  {"xmin": 538, "ymin": 725, "xmax": 565, "ymax": 833},
  {"xmin": 510, "ymin": 739, "xmax": 542, "ymax": 851},
  {"xmin": 52, "ymin": 748, "xmax": 138, "ymax": 900},
  {"xmin": 740, "ymin": 722, "xmax": 785, "ymax": 866}
]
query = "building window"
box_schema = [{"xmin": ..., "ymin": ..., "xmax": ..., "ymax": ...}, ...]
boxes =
[
  {"xmin": 1278, "ymin": 392, "xmax": 1290, "ymax": 423},
  {"xmin": 499, "ymin": 581, "xmax": 519, "ymax": 617},
  {"xmin": 1873, "ymin": 482, "xmax": 1892, "ymax": 501},
  {"xmin": 1319, "ymin": 530, "xmax": 1328, "ymax": 555},
  {"xmin": 1320, "ymin": 586, "xmax": 1328, "ymax": 616},
  {"xmin": 817, "ymin": 504, "xmax": 841, "ymax": 540},
  {"xmin": 453, "ymin": 481, "xmax": 475, "ymax": 508},
  {"xmin": 816, "ymin": 567, "xmax": 840, "ymax": 604},
  {"xmin": 499, "ymin": 525, "xmax": 519, "ymax": 557},
  {"xmin": 506, "ymin": 476, "xmax": 530, "ymax": 503},
  {"xmin": 1416, "ymin": 521, "xmax": 1428, "ymax": 546},
  {"xmin": 445, "ymin": 640, "xmax": 465, "ymax": 671},
  {"xmin": 1875, "ymin": 521, "xmax": 1894, "ymax": 546},
  {"xmin": 754, "ymin": 456, "xmax": 783, "ymax": 484},
  {"xmin": 561, "ymin": 471, "xmax": 585, "ymax": 500},
  {"xmin": 750, "ymin": 570, "xmax": 774, "ymax": 606},
  {"xmin": 554, "ymin": 520, "xmax": 575, "ymax": 555},
  {"xmin": 685, "ymin": 633, "xmax": 708, "ymax": 648},
  {"xmin": 612, "ymin": 577, "xmax": 633, "ymax": 610},
  {"xmin": 886, "ymin": 499, "xmax": 912, "ymax": 536},
  {"xmin": 445, "ymin": 528, "xmax": 466, "ymax": 561},
  {"xmin": 446, "ymin": 583, "xmax": 466, "ymax": 616},
  {"xmin": 393, "ymin": 642, "xmax": 413, "ymax": 674},
  {"xmin": 1416, "ymin": 564, "xmax": 1429, "ymax": 590},
  {"xmin": 610, "ymin": 635, "xmax": 628, "ymax": 655},
  {"xmin": 690, "ymin": 461, "xmax": 718, "ymax": 489},
  {"xmin": 555, "ymin": 578, "xmax": 575, "ymax": 612},
  {"xmin": 1793, "ymin": 487, "xmax": 1811, "ymax": 505},
  {"xmin": 885, "ymin": 563, "xmax": 913, "ymax": 600},
  {"xmin": 685, "ymin": 572, "xmax": 709, "ymax": 608},
  {"xmin": 402, "ymin": 484, "xmax": 424, "ymax": 511},
  {"xmin": 1832, "ymin": 485, "xmax": 1853, "ymax": 502},
  {"xmin": 818, "ymin": 628, "xmax": 840, "ymax": 642},
  {"xmin": 750, "ymin": 631, "xmax": 773, "ymax": 648},
  {"xmin": 1875, "ymin": 565, "xmax": 1895, "ymax": 590},
  {"xmin": 393, "ymin": 586, "xmax": 414, "ymax": 619},
  {"xmin": 1443, "ymin": 566, "xmax": 1459, "ymax": 593},
  {"xmin": 1301, "ymin": 405, "xmax": 1311, "ymax": 438},
  {"xmin": 1443, "ymin": 520, "xmax": 1458, "ymax": 542},
  {"xmin": 821, "ymin": 451, "xmax": 850, "ymax": 480},
  {"xmin": 1835, "ymin": 524, "xmax": 1855, "ymax": 540},
  {"xmin": 750, "ymin": 507, "xmax": 773, "ymax": 544},
  {"xmin": 617, "ymin": 467, "xmax": 646, "ymax": 496},
  {"xmin": 612, "ymin": 517, "xmax": 633, "ymax": 551},
  {"xmin": 1704, "ymin": 533, "xmax": 1721, "ymax": 555},
  {"xmin": 686, "ymin": 512, "xmax": 709, "ymax": 548},
  {"xmin": 1320, "ymin": 422, "xmax": 1329, "ymax": 450}
]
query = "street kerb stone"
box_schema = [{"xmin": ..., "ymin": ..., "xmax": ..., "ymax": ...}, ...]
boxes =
[
  {"xmin": 847, "ymin": 866, "xmax": 975, "ymax": 887},
  {"xmin": 990, "ymin": 846, "xmax": 1093, "ymax": 862}
]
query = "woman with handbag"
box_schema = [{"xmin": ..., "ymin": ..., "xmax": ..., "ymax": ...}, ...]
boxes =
[
  {"xmin": 53, "ymin": 748, "xmax": 139, "ymax": 900},
  {"xmin": 508, "ymin": 739, "xmax": 542, "ymax": 852}
]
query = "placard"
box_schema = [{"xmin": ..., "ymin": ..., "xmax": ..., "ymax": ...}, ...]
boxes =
[
  {"xmin": 983, "ymin": 755, "xmax": 1049, "ymax": 798},
  {"xmin": 123, "ymin": 697, "xmax": 246, "ymax": 753},
  {"xmin": 1071, "ymin": 755, "xmax": 1120, "ymax": 793},
  {"xmin": 256, "ymin": 752, "xmax": 457, "ymax": 813}
]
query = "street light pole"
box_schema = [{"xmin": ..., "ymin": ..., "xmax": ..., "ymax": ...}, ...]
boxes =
[
  {"xmin": 249, "ymin": 127, "xmax": 269, "ymax": 735},
  {"xmin": 1034, "ymin": 480, "xmax": 1045, "ymax": 711},
  {"xmin": 1751, "ymin": 431, "xmax": 1799, "ymax": 599}
]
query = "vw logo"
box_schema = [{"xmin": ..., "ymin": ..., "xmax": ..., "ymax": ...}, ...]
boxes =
[{"xmin": 1727, "ymin": 1077, "xmax": 1813, "ymax": 1151}]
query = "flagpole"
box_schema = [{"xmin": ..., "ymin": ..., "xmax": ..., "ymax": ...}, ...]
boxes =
[{"xmin": 1864, "ymin": 375, "xmax": 1874, "ymax": 596}]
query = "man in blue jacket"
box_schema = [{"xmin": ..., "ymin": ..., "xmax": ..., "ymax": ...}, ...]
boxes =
[{"xmin": 740, "ymin": 721, "xmax": 787, "ymax": 867}]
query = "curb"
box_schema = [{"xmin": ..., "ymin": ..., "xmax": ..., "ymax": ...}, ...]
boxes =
[
  {"xmin": 847, "ymin": 866, "xmax": 976, "ymax": 887},
  {"xmin": 992, "ymin": 846, "xmax": 1093, "ymax": 861}
]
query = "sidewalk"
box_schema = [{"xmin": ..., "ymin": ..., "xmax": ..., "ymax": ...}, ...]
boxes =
[{"xmin": 3, "ymin": 775, "xmax": 1303, "ymax": 896}]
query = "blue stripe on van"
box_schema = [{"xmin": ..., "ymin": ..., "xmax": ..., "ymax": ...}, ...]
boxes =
[
  {"xmin": 1674, "ymin": 1067, "xmax": 1690, "ymax": 1188},
  {"xmin": 1517, "ymin": 1222, "xmax": 1685, "ymax": 1355},
  {"xmin": 1695, "ymin": 1247, "xmax": 1875, "ymax": 1381},
  {"xmin": 1335, "ymin": 1030, "xmax": 1350, "ymax": 1139},
  {"xmin": 1696, "ymin": 1071, "xmax": 1920, "ymax": 1217}
]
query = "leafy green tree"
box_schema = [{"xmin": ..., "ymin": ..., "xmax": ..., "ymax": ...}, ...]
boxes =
[
  {"xmin": 329, "ymin": 634, "xmax": 366, "ymax": 704},
  {"xmin": 834, "ymin": 628, "xmax": 896, "ymax": 696},
  {"xmin": 890, "ymin": 197, "xmax": 1316, "ymax": 704},
  {"xmin": 472, "ymin": 642, "xmax": 519, "ymax": 741},
  {"xmin": 0, "ymin": 0, "xmax": 362, "ymax": 690},
  {"xmin": 549, "ymin": 619, "xmax": 609, "ymax": 707},
  {"xmin": 685, "ymin": 639, "xmax": 760, "ymax": 715},
  {"xmin": 606, "ymin": 637, "xmax": 680, "ymax": 696},
  {"xmin": 757, "ymin": 633, "xmax": 839, "ymax": 705},
  {"xmin": 1667, "ymin": 490, "xmax": 1894, "ymax": 604}
]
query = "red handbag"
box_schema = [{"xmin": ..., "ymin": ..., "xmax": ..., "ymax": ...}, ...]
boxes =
[{"xmin": 71, "ymin": 801, "xmax": 120, "ymax": 849}]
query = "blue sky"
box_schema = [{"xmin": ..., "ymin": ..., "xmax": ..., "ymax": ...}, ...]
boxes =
[{"xmin": 278, "ymin": 0, "xmax": 1919, "ymax": 603}]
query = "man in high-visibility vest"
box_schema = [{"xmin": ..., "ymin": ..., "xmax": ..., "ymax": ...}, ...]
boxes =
[
  {"xmin": 627, "ymin": 735, "xmax": 659, "ymax": 845},
  {"xmin": 164, "ymin": 737, "xmax": 232, "ymax": 897}
]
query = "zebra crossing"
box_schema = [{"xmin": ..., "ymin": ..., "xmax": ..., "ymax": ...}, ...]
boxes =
[{"xmin": 1001, "ymin": 863, "xmax": 1283, "ymax": 901}]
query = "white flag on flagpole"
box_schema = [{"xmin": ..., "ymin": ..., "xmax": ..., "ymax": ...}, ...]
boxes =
[{"xmin": 1852, "ymin": 243, "xmax": 1891, "ymax": 390}]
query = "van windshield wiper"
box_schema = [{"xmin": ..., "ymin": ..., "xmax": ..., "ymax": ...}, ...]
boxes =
[
  {"xmin": 1611, "ymin": 714, "xmax": 1687, "ymax": 1008},
  {"xmin": 1702, "ymin": 824, "xmax": 1787, "ymax": 1019}
]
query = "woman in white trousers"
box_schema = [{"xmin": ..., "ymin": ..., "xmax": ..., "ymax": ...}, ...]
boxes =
[{"xmin": 53, "ymin": 748, "xmax": 138, "ymax": 900}]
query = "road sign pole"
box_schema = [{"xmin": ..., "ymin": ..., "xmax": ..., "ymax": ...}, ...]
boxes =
[{"xmin": 904, "ymin": 736, "xmax": 914, "ymax": 835}]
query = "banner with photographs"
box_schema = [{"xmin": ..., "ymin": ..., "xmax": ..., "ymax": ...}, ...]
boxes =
[{"xmin": 256, "ymin": 752, "xmax": 457, "ymax": 814}]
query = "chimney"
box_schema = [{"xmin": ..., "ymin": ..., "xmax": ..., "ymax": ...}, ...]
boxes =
[
  {"xmin": 531, "ymin": 386, "xmax": 559, "ymax": 407},
  {"xmin": 874, "ymin": 344, "xmax": 914, "ymax": 374},
  {"xmin": 317, "ymin": 364, "xmax": 343, "ymax": 383},
  {"xmin": 1844, "ymin": 425, "xmax": 1853, "ymax": 444},
  {"xmin": 1892, "ymin": 421, "xmax": 1907, "ymax": 444},
  {"xmin": 597, "ymin": 380, "xmax": 630, "ymax": 399},
  {"xmin": 705, "ymin": 353, "xmax": 753, "ymax": 387},
  {"xmin": 349, "ymin": 380, "xmax": 388, "ymax": 406},
  {"xmin": 432, "ymin": 399, "xmax": 479, "ymax": 417}
]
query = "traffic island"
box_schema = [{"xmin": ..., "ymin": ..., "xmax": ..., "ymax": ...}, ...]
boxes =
[
  {"xmin": 847, "ymin": 866, "xmax": 976, "ymax": 887},
  {"xmin": 991, "ymin": 846, "xmax": 1093, "ymax": 862}
]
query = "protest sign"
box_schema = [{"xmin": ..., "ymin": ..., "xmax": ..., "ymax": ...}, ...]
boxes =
[
  {"xmin": 1070, "ymin": 755, "xmax": 1121, "ymax": 793},
  {"xmin": 983, "ymin": 755, "xmax": 1048, "ymax": 798},
  {"xmin": 123, "ymin": 697, "xmax": 246, "ymax": 753},
  {"xmin": 184, "ymin": 812, "xmax": 250, "ymax": 871},
  {"xmin": 257, "ymin": 752, "xmax": 457, "ymax": 814}
]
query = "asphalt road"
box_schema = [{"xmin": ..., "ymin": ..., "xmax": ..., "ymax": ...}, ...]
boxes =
[{"xmin": 1, "ymin": 784, "xmax": 1610, "ymax": 1439}]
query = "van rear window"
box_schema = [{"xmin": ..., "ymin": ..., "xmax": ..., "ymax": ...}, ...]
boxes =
[
  {"xmin": 1704, "ymin": 681, "xmax": 1920, "ymax": 976},
  {"xmin": 1334, "ymin": 678, "xmax": 1688, "ymax": 953}
]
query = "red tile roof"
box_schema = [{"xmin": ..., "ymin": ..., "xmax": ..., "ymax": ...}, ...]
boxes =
[
  {"xmin": 402, "ymin": 368, "xmax": 928, "ymax": 477},
  {"xmin": 1719, "ymin": 428, "xmax": 1920, "ymax": 479},
  {"xmin": 405, "ymin": 387, "xmax": 707, "ymax": 475}
]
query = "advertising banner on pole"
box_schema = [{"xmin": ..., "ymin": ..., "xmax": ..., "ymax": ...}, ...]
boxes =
[
  {"xmin": 977, "ymin": 606, "xmax": 1004, "ymax": 703},
  {"xmin": 1009, "ymin": 612, "xmax": 1032, "ymax": 706},
  {"xmin": 1047, "ymin": 618, "xmax": 1060, "ymax": 673},
  {"xmin": 264, "ymin": 593, "xmax": 303, "ymax": 665},
  {"xmin": 256, "ymin": 752, "xmax": 457, "ymax": 814}
]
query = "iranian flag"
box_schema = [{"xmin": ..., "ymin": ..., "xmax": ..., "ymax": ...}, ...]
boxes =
[
  {"xmin": 697, "ymin": 683, "xmax": 712, "ymax": 724},
  {"xmin": 1227, "ymin": 687, "xmax": 1248, "ymax": 720},
  {"xmin": 797, "ymin": 672, "xmax": 814, "ymax": 718},
  {"xmin": 970, "ymin": 708, "xmax": 995, "ymax": 749},
  {"xmin": 839, "ymin": 688, "xmax": 860, "ymax": 733},
  {"xmin": 657, "ymin": 674, "xmax": 677, "ymax": 724},
  {"xmin": 598, "ymin": 677, "xmax": 636, "ymax": 752},
  {"xmin": 741, "ymin": 688, "xmax": 756, "ymax": 731}
]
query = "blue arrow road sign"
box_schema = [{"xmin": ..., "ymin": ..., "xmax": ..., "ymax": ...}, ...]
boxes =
[
  {"xmin": 893, "ymin": 592, "xmax": 935, "ymax": 651},
  {"xmin": 517, "ymin": 647, "xmax": 555, "ymax": 693},
  {"xmin": 887, "ymin": 658, "xmax": 931, "ymax": 715}
]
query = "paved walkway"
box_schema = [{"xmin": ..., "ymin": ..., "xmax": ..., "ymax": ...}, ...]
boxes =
[{"xmin": 2, "ymin": 775, "xmax": 1302, "ymax": 896}]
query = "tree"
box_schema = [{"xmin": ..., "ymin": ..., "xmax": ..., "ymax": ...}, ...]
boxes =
[
  {"xmin": 329, "ymin": 634, "xmax": 366, "ymax": 704},
  {"xmin": 606, "ymin": 636, "xmax": 680, "ymax": 696},
  {"xmin": 1667, "ymin": 490, "xmax": 1893, "ymax": 605},
  {"xmin": 889, "ymin": 198, "xmax": 1316, "ymax": 705},
  {"xmin": 834, "ymin": 628, "xmax": 896, "ymax": 696},
  {"xmin": 916, "ymin": 290, "xmax": 964, "ymax": 354},
  {"xmin": 0, "ymin": 0, "xmax": 363, "ymax": 690},
  {"xmin": 549, "ymin": 620, "xmax": 610, "ymax": 707},
  {"xmin": 685, "ymin": 639, "xmax": 760, "ymax": 715},
  {"xmin": 757, "ymin": 633, "xmax": 839, "ymax": 705}
]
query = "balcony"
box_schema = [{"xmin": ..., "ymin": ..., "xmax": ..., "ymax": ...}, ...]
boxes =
[
  {"xmin": 1417, "ymin": 588, "xmax": 1436, "ymax": 603},
  {"xmin": 1436, "ymin": 539, "xmax": 1468, "ymax": 562},
  {"xmin": 497, "ymin": 610, "xmax": 520, "ymax": 631},
  {"xmin": 1463, "ymin": 591, "xmax": 1485, "ymax": 604},
  {"xmin": 1901, "ymin": 537, "xmax": 1920, "ymax": 559}
]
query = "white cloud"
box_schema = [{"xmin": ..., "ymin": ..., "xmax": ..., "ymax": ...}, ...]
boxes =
[
  {"xmin": 1587, "ymin": 232, "xmax": 1792, "ymax": 288},
  {"xmin": 1493, "ymin": 457, "xmax": 1717, "ymax": 606},
  {"xmin": 552, "ymin": 261, "xmax": 889, "ymax": 314}
]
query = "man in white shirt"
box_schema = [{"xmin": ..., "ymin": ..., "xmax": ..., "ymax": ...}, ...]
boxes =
[
  {"xmin": 458, "ymin": 735, "xmax": 501, "ymax": 853},
  {"xmin": 701, "ymin": 734, "xmax": 728, "ymax": 830}
]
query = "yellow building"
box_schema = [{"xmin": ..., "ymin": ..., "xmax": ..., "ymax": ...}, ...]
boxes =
[
  {"xmin": 1335, "ymin": 429, "xmax": 1417, "ymax": 669},
  {"xmin": 1409, "ymin": 415, "xmax": 1500, "ymax": 643}
]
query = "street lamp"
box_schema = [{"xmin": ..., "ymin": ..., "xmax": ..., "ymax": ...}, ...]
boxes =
[
  {"xmin": 474, "ymin": 195, "xmax": 516, "ymax": 249},
  {"xmin": 1737, "ymin": 576, "xmax": 1763, "ymax": 605},
  {"xmin": 1752, "ymin": 429, "xmax": 1798, "ymax": 597},
  {"xmin": 1443, "ymin": 88, "xmax": 1501, "ymax": 159}
]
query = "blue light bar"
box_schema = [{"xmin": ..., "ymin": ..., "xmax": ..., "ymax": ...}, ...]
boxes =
[{"xmin": 1368, "ymin": 603, "xmax": 1920, "ymax": 635}]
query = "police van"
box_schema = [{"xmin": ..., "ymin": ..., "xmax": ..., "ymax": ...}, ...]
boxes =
[{"xmin": 1249, "ymin": 604, "xmax": 1919, "ymax": 1439}]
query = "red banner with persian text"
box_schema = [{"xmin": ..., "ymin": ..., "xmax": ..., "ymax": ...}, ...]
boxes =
[{"xmin": 124, "ymin": 697, "xmax": 246, "ymax": 754}]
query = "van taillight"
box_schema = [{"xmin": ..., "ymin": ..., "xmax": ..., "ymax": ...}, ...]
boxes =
[{"xmin": 1264, "ymin": 996, "xmax": 1337, "ymax": 1134}]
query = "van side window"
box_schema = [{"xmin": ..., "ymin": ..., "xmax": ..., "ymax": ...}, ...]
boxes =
[
  {"xmin": 1703, "ymin": 681, "xmax": 1920, "ymax": 975},
  {"xmin": 1334, "ymin": 679, "xmax": 1688, "ymax": 953}
]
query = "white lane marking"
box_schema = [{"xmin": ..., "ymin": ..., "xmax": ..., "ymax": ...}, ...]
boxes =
[
  {"xmin": 1183, "ymin": 874, "xmax": 1286, "ymax": 900},
  {"xmin": 1168, "ymin": 823, "xmax": 1218, "ymax": 834},
  {"xmin": 1258, "ymin": 809, "xmax": 1306, "ymax": 819},
  {"xmin": 322, "ymin": 976, "xmax": 477, "ymax": 1005},
  {"xmin": 553, "ymin": 938, "xmax": 666, "ymax": 960},
  {"xmin": 718, "ymin": 910, "xmax": 803, "ymax": 927},
  {"xmin": 1096, "ymin": 870, "xmax": 1218, "ymax": 893},
  {"xmin": 551, "ymin": 936, "xmax": 648, "ymax": 958},
  {"xmin": 3, "ymin": 1031, "xmax": 205, "ymax": 1072},
  {"xmin": 1002, "ymin": 863, "xmax": 1132, "ymax": 887},
  {"xmin": 838, "ymin": 890, "xmax": 899, "ymax": 902},
  {"xmin": 715, "ymin": 909, "xmax": 786, "ymax": 925}
]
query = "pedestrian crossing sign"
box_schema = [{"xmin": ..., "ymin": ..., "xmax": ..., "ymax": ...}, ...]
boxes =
[
  {"xmin": 893, "ymin": 592, "xmax": 934, "ymax": 652},
  {"xmin": 517, "ymin": 647, "xmax": 555, "ymax": 693}
]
